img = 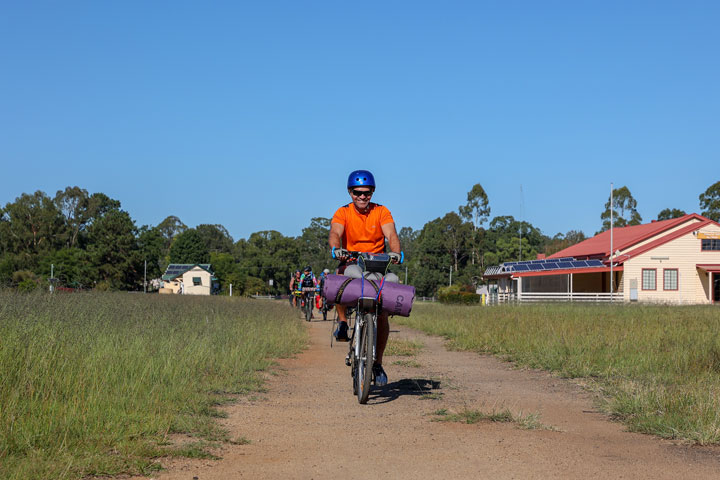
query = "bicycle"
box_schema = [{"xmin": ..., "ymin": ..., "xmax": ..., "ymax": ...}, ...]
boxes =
[
  {"xmin": 332, "ymin": 249, "xmax": 402, "ymax": 404},
  {"xmin": 300, "ymin": 287, "xmax": 315, "ymax": 322}
]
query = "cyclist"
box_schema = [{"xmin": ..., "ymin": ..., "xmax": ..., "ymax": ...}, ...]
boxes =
[
  {"xmin": 299, "ymin": 266, "xmax": 317, "ymax": 315},
  {"xmin": 329, "ymin": 169, "xmax": 401, "ymax": 386},
  {"xmin": 289, "ymin": 270, "xmax": 301, "ymax": 307},
  {"xmin": 316, "ymin": 268, "xmax": 330, "ymax": 310}
]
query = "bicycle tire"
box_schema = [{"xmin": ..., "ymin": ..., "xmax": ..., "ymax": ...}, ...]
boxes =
[
  {"xmin": 356, "ymin": 313, "xmax": 375, "ymax": 404},
  {"xmin": 305, "ymin": 295, "xmax": 312, "ymax": 321}
]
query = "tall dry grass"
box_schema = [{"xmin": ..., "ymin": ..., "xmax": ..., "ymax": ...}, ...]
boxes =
[
  {"xmin": 396, "ymin": 302, "xmax": 720, "ymax": 444},
  {"xmin": 0, "ymin": 291, "xmax": 306, "ymax": 479}
]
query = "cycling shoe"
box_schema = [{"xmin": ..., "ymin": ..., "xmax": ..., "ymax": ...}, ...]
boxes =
[
  {"xmin": 373, "ymin": 364, "xmax": 388, "ymax": 386},
  {"xmin": 334, "ymin": 321, "xmax": 349, "ymax": 342}
]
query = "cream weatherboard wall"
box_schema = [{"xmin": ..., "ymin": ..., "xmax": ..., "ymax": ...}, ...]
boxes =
[{"xmin": 622, "ymin": 224, "xmax": 720, "ymax": 304}]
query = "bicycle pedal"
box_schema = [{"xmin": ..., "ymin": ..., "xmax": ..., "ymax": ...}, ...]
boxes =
[{"xmin": 345, "ymin": 355, "xmax": 351, "ymax": 366}]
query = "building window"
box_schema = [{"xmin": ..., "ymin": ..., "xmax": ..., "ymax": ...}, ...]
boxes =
[
  {"xmin": 663, "ymin": 269, "xmax": 678, "ymax": 291},
  {"xmin": 192, "ymin": 277, "xmax": 202, "ymax": 286},
  {"xmin": 642, "ymin": 269, "xmax": 656, "ymax": 290},
  {"xmin": 702, "ymin": 239, "xmax": 720, "ymax": 251}
]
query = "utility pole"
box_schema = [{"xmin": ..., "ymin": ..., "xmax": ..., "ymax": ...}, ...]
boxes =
[
  {"xmin": 50, "ymin": 264, "xmax": 54, "ymax": 293},
  {"xmin": 449, "ymin": 266, "xmax": 453, "ymax": 286},
  {"xmin": 144, "ymin": 260, "xmax": 147, "ymax": 293},
  {"xmin": 405, "ymin": 264, "xmax": 408, "ymax": 285},
  {"xmin": 229, "ymin": 283, "xmax": 233, "ymax": 296}
]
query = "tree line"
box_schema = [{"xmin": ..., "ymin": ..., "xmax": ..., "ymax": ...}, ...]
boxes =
[{"xmin": 1, "ymin": 182, "xmax": 718, "ymax": 296}]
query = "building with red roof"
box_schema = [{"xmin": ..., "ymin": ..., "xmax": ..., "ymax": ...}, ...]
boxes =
[{"xmin": 483, "ymin": 214, "xmax": 720, "ymax": 304}]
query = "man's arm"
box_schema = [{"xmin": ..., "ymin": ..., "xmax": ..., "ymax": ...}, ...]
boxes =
[
  {"xmin": 381, "ymin": 222, "xmax": 401, "ymax": 253},
  {"xmin": 329, "ymin": 222, "xmax": 345, "ymax": 249}
]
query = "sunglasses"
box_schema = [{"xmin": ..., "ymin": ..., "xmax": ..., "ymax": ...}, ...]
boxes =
[{"xmin": 351, "ymin": 189, "xmax": 373, "ymax": 197}]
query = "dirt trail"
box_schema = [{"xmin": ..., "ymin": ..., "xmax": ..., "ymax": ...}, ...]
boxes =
[{"xmin": 147, "ymin": 316, "xmax": 720, "ymax": 479}]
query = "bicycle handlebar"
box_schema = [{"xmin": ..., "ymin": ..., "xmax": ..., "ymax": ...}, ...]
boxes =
[{"xmin": 331, "ymin": 247, "xmax": 404, "ymax": 264}]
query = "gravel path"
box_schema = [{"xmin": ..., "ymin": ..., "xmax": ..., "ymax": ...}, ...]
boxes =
[{"xmin": 145, "ymin": 315, "xmax": 720, "ymax": 479}]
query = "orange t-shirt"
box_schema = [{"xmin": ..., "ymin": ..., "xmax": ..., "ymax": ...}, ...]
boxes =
[{"xmin": 331, "ymin": 203, "xmax": 394, "ymax": 254}]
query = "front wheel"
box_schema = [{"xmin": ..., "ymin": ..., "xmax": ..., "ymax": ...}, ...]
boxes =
[{"xmin": 356, "ymin": 313, "xmax": 375, "ymax": 404}]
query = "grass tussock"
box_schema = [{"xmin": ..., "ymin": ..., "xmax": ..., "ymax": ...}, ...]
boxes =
[
  {"xmin": 396, "ymin": 303, "xmax": 720, "ymax": 444},
  {"xmin": 392, "ymin": 359, "xmax": 422, "ymax": 368},
  {"xmin": 385, "ymin": 338, "xmax": 424, "ymax": 357},
  {"xmin": 432, "ymin": 407, "xmax": 552, "ymax": 430},
  {"xmin": 0, "ymin": 292, "xmax": 306, "ymax": 479}
]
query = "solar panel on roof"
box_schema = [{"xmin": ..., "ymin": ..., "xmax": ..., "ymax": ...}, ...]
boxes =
[
  {"xmin": 514, "ymin": 265, "xmax": 530, "ymax": 271},
  {"xmin": 571, "ymin": 260, "xmax": 587, "ymax": 268},
  {"xmin": 558, "ymin": 262, "xmax": 573, "ymax": 269},
  {"xmin": 587, "ymin": 259, "xmax": 604, "ymax": 267},
  {"xmin": 558, "ymin": 257, "xmax": 574, "ymax": 261}
]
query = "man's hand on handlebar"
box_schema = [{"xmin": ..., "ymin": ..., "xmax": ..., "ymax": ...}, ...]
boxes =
[
  {"xmin": 388, "ymin": 252, "xmax": 402, "ymax": 264},
  {"xmin": 332, "ymin": 247, "xmax": 351, "ymax": 261}
]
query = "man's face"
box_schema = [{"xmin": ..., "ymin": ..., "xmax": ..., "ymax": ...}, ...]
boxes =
[{"xmin": 349, "ymin": 187, "xmax": 374, "ymax": 210}]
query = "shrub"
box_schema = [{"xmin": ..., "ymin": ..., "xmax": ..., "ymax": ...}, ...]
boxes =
[{"xmin": 438, "ymin": 285, "xmax": 480, "ymax": 304}]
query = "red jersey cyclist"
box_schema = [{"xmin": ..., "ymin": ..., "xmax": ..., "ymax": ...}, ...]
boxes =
[{"xmin": 329, "ymin": 169, "xmax": 401, "ymax": 386}]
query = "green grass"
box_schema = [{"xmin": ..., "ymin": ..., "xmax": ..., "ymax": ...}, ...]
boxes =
[
  {"xmin": 396, "ymin": 303, "xmax": 720, "ymax": 444},
  {"xmin": 0, "ymin": 292, "xmax": 306, "ymax": 479}
]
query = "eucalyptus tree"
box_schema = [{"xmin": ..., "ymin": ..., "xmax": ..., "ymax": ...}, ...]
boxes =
[
  {"xmin": 458, "ymin": 183, "xmax": 490, "ymax": 267},
  {"xmin": 2, "ymin": 191, "xmax": 65, "ymax": 257},
  {"xmin": 157, "ymin": 215, "xmax": 188, "ymax": 248},
  {"xmin": 168, "ymin": 229, "xmax": 210, "ymax": 264},
  {"xmin": 599, "ymin": 186, "xmax": 642, "ymax": 232},
  {"xmin": 657, "ymin": 208, "xmax": 686, "ymax": 221},
  {"xmin": 699, "ymin": 181, "xmax": 720, "ymax": 222},
  {"xmin": 53, "ymin": 186, "xmax": 90, "ymax": 248},
  {"xmin": 196, "ymin": 223, "xmax": 234, "ymax": 254}
]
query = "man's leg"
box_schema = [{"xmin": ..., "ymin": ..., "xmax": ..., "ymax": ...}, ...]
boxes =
[
  {"xmin": 375, "ymin": 311, "xmax": 389, "ymax": 366},
  {"xmin": 334, "ymin": 304, "xmax": 350, "ymax": 341},
  {"xmin": 337, "ymin": 304, "xmax": 347, "ymax": 322}
]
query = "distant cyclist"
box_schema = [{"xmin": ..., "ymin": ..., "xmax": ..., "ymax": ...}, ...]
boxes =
[
  {"xmin": 316, "ymin": 268, "xmax": 330, "ymax": 310},
  {"xmin": 289, "ymin": 270, "xmax": 301, "ymax": 307},
  {"xmin": 298, "ymin": 266, "xmax": 317, "ymax": 317},
  {"xmin": 328, "ymin": 169, "xmax": 401, "ymax": 386}
]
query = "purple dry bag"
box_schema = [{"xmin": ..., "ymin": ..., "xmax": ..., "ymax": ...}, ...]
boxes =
[{"xmin": 322, "ymin": 274, "xmax": 415, "ymax": 317}]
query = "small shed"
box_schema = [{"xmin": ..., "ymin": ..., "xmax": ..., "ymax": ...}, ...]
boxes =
[{"xmin": 160, "ymin": 264, "xmax": 219, "ymax": 295}]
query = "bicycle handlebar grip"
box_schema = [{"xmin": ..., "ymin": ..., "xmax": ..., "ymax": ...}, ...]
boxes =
[{"xmin": 389, "ymin": 252, "xmax": 404, "ymax": 264}]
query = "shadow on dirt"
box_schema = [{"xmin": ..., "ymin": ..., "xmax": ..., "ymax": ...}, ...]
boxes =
[{"xmin": 369, "ymin": 378, "xmax": 442, "ymax": 404}]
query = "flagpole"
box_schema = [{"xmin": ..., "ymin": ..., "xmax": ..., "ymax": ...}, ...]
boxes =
[{"xmin": 610, "ymin": 182, "xmax": 614, "ymax": 301}]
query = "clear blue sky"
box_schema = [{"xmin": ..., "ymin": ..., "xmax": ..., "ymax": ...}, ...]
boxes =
[{"xmin": 2, "ymin": 1, "xmax": 718, "ymax": 242}]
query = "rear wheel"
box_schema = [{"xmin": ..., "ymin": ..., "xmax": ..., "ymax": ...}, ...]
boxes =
[
  {"xmin": 305, "ymin": 295, "xmax": 313, "ymax": 321},
  {"xmin": 356, "ymin": 313, "xmax": 375, "ymax": 404}
]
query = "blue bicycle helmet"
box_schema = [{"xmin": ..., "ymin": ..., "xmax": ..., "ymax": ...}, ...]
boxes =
[{"xmin": 347, "ymin": 170, "xmax": 376, "ymax": 189}]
